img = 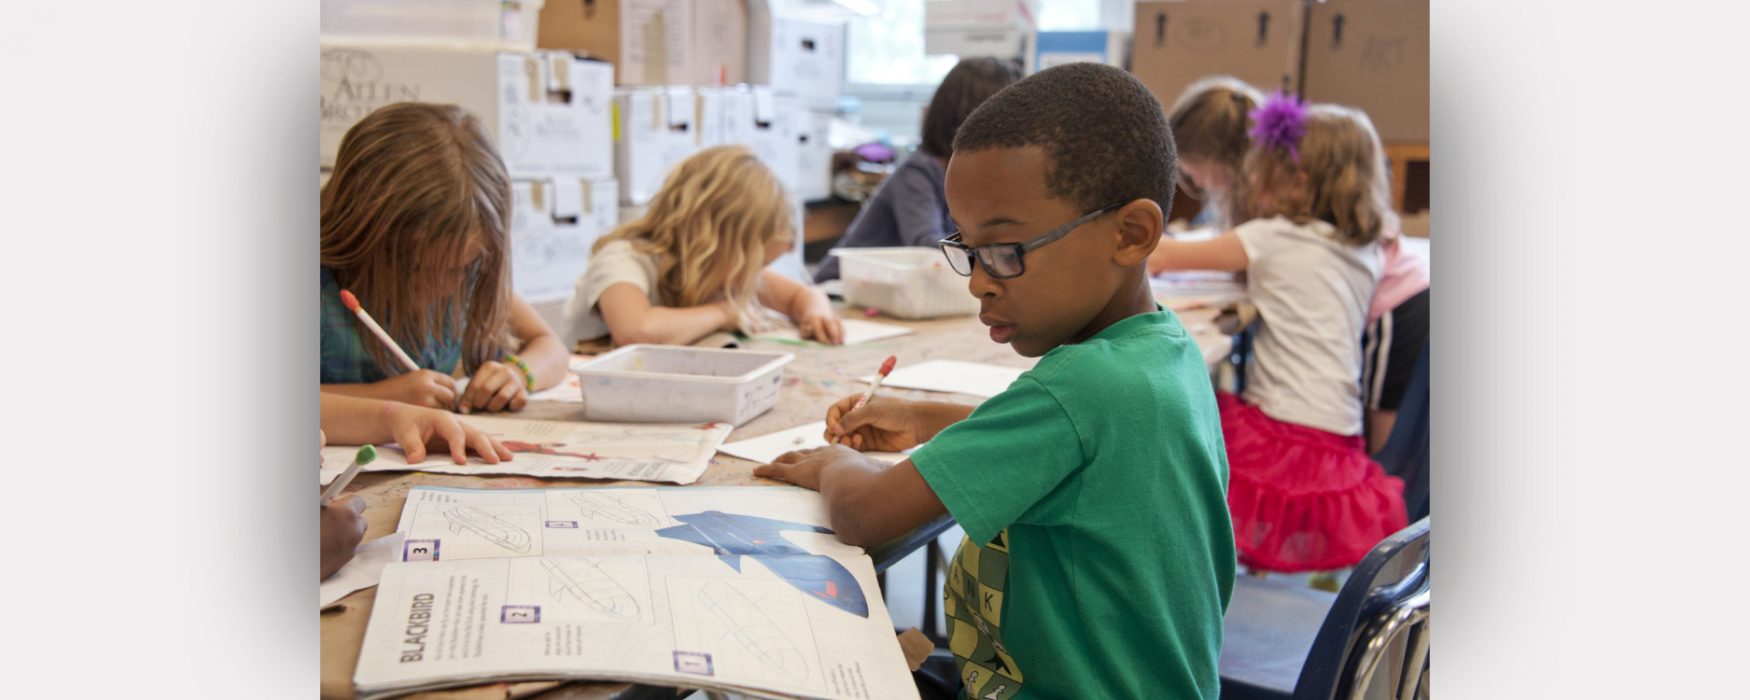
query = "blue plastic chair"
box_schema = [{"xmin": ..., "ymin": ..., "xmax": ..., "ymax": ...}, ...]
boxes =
[
  {"xmin": 1220, "ymin": 517, "xmax": 1432, "ymax": 700},
  {"xmin": 1372, "ymin": 339, "xmax": 1430, "ymax": 522}
]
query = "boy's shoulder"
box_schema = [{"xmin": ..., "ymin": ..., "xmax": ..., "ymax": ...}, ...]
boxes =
[{"xmin": 1026, "ymin": 310, "xmax": 1193, "ymax": 383}]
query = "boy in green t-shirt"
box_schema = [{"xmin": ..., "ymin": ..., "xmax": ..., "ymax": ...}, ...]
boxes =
[{"xmin": 755, "ymin": 63, "xmax": 1234, "ymax": 699}]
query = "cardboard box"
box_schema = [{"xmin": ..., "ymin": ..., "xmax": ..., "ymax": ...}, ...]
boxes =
[
  {"xmin": 795, "ymin": 111, "xmax": 834, "ymax": 202},
  {"xmin": 924, "ymin": 25, "xmax": 1030, "ymax": 58},
  {"xmin": 1302, "ymin": 0, "xmax": 1429, "ymax": 142},
  {"xmin": 1028, "ymin": 29, "xmax": 1129, "ymax": 73},
  {"xmin": 318, "ymin": 43, "xmax": 614, "ymax": 179},
  {"xmin": 749, "ymin": 12, "xmax": 847, "ymax": 111},
  {"xmin": 763, "ymin": 92, "xmax": 803, "ymax": 193},
  {"xmin": 613, "ymin": 87, "xmax": 700, "ymax": 205},
  {"xmin": 320, "ymin": 0, "xmax": 544, "ymax": 49},
  {"xmin": 537, "ymin": 0, "xmax": 744, "ymax": 86},
  {"xmin": 692, "ymin": 0, "xmax": 749, "ymax": 86},
  {"xmin": 720, "ymin": 85, "xmax": 789, "ymax": 183},
  {"xmin": 925, "ymin": 0, "xmax": 1037, "ymax": 57},
  {"xmin": 924, "ymin": 0, "xmax": 1040, "ymax": 29},
  {"xmin": 1130, "ymin": 0, "xmax": 1304, "ymax": 111},
  {"xmin": 693, "ymin": 86, "xmax": 727, "ymax": 149},
  {"xmin": 510, "ymin": 177, "xmax": 619, "ymax": 303}
]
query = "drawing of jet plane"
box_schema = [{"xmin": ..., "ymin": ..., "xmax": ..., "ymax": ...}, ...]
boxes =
[
  {"xmin": 698, "ymin": 581, "xmax": 809, "ymax": 679},
  {"xmin": 569, "ymin": 493, "xmax": 661, "ymax": 526},
  {"xmin": 539, "ymin": 557, "xmax": 640, "ymax": 619},
  {"xmin": 444, "ymin": 506, "xmax": 532, "ymax": 552},
  {"xmin": 656, "ymin": 510, "xmax": 868, "ymax": 617}
]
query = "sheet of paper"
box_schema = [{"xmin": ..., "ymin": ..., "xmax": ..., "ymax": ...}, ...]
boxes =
[
  {"xmin": 717, "ymin": 422, "xmax": 910, "ymax": 465},
  {"xmin": 353, "ymin": 486, "xmax": 919, "ymax": 700},
  {"xmin": 752, "ymin": 318, "xmax": 914, "ymax": 346},
  {"xmin": 321, "ymin": 533, "xmax": 405, "ymax": 608},
  {"xmin": 862, "ymin": 359, "xmax": 1025, "ymax": 399},
  {"xmin": 390, "ymin": 485, "xmax": 862, "ymax": 561},
  {"xmin": 318, "ymin": 415, "xmax": 733, "ymax": 486}
]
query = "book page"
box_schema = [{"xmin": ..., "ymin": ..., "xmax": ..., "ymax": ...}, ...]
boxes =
[
  {"xmin": 751, "ymin": 318, "xmax": 915, "ymax": 346},
  {"xmin": 863, "ymin": 359, "xmax": 1025, "ymax": 399},
  {"xmin": 717, "ymin": 421, "xmax": 911, "ymax": 466},
  {"xmin": 354, "ymin": 485, "xmax": 919, "ymax": 699},
  {"xmin": 319, "ymin": 416, "xmax": 732, "ymax": 486}
]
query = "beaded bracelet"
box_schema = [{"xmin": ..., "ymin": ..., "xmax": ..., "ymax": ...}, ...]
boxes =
[{"xmin": 504, "ymin": 354, "xmax": 536, "ymax": 391}]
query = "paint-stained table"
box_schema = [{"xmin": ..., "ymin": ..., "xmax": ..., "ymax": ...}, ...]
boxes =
[{"xmin": 319, "ymin": 303, "xmax": 1232, "ymax": 700}]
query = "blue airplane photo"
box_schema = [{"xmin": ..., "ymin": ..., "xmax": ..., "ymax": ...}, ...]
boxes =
[{"xmin": 656, "ymin": 510, "xmax": 868, "ymax": 618}]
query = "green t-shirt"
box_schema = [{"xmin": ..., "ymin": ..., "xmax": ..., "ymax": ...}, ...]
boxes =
[{"xmin": 911, "ymin": 310, "xmax": 1234, "ymax": 699}]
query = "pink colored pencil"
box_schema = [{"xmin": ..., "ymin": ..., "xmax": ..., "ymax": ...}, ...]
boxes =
[
  {"xmin": 853, "ymin": 355, "xmax": 898, "ymax": 412},
  {"xmin": 340, "ymin": 289, "xmax": 419, "ymax": 373}
]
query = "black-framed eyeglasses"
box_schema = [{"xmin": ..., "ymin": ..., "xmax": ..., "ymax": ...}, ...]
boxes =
[{"xmin": 938, "ymin": 201, "xmax": 1127, "ymax": 280}]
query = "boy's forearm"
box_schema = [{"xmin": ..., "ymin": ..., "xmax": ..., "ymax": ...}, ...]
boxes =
[
  {"xmin": 819, "ymin": 459, "xmax": 902, "ymax": 547},
  {"xmin": 818, "ymin": 456, "xmax": 946, "ymax": 548}
]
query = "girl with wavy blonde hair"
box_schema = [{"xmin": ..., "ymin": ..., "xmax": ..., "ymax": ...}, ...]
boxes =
[
  {"xmin": 562, "ymin": 145, "xmax": 843, "ymax": 346},
  {"xmin": 1151, "ymin": 94, "xmax": 1407, "ymax": 574},
  {"xmin": 320, "ymin": 102, "xmax": 568, "ymax": 413}
]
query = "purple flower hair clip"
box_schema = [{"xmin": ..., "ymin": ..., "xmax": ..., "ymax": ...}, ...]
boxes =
[{"xmin": 1249, "ymin": 91, "xmax": 1310, "ymax": 164}]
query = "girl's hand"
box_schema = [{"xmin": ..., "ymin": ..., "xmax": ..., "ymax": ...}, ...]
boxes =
[
  {"xmin": 824, "ymin": 395, "xmax": 929, "ymax": 452},
  {"xmin": 378, "ymin": 369, "xmax": 459, "ymax": 410},
  {"xmin": 797, "ymin": 310, "xmax": 845, "ymax": 345},
  {"xmin": 379, "ymin": 402, "xmax": 514, "ymax": 464},
  {"xmin": 714, "ymin": 300, "xmax": 744, "ymax": 333},
  {"xmin": 460, "ymin": 361, "xmax": 530, "ymax": 413}
]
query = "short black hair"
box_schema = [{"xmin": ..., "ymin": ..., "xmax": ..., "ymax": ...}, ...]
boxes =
[
  {"xmin": 920, "ymin": 57, "xmax": 1024, "ymax": 159},
  {"xmin": 953, "ymin": 62, "xmax": 1177, "ymax": 217}
]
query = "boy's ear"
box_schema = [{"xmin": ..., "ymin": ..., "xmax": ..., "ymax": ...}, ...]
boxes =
[{"xmin": 1111, "ymin": 198, "xmax": 1164, "ymax": 267}]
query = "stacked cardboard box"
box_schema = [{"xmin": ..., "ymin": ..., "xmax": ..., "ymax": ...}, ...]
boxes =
[{"xmin": 317, "ymin": 40, "xmax": 620, "ymax": 304}]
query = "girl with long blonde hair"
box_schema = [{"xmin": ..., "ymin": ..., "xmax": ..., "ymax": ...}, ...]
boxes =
[
  {"xmin": 562, "ymin": 145, "xmax": 843, "ymax": 346},
  {"xmin": 1151, "ymin": 94, "xmax": 1408, "ymax": 574},
  {"xmin": 320, "ymin": 102, "xmax": 567, "ymax": 413}
]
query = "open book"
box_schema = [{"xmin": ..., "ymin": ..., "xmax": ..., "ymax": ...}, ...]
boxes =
[{"xmin": 353, "ymin": 485, "xmax": 919, "ymax": 700}]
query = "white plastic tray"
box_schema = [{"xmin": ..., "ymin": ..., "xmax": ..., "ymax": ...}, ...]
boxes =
[
  {"xmin": 572, "ymin": 344, "xmax": 794, "ymax": 426},
  {"xmin": 831, "ymin": 247, "xmax": 980, "ymax": 319}
]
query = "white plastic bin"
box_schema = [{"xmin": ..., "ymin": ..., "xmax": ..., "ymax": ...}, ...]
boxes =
[
  {"xmin": 572, "ymin": 345, "xmax": 794, "ymax": 426},
  {"xmin": 831, "ymin": 247, "xmax": 980, "ymax": 319}
]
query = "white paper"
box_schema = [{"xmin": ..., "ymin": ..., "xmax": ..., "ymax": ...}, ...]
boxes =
[
  {"xmin": 353, "ymin": 486, "xmax": 919, "ymax": 700},
  {"xmin": 318, "ymin": 415, "xmax": 733, "ymax": 486},
  {"xmin": 321, "ymin": 533, "xmax": 406, "ymax": 608},
  {"xmin": 862, "ymin": 359, "xmax": 1025, "ymax": 399},
  {"xmin": 752, "ymin": 318, "xmax": 915, "ymax": 346},
  {"xmin": 717, "ymin": 422, "xmax": 910, "ymax": 466}
]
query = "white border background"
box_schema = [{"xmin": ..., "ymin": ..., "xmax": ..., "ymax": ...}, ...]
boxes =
[{"xmin": 1, "ymin": 0, "xmax": 1748, "ymax": 695}]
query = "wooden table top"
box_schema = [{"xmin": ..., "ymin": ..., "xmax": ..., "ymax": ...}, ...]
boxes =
[{"xmin": 319, "ymin": 303, "xmax": 1230, "ymax": 699}]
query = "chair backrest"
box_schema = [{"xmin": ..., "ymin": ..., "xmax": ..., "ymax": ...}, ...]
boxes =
[
  {"xmin": 1372, "ymin": 339, "xmax": 1430, "ymax": 522},
  {"xmin": 1292, "ymin": 517, "xmax": 1431, "ymax": 700}
]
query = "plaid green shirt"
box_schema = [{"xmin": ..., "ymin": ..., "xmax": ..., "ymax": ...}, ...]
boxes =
[{"xmin": 319, "ymin": 267, "xmax": 463, "ymax": 384}]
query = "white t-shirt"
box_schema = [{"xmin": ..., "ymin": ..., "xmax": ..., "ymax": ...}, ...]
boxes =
[
  {"xmin": 1234, "ymin": 216, "xmax": 1382, "ymax": 436},
  {"xmin": 561, "ymin": 239, "xmax": 663, "ymax": 346}
]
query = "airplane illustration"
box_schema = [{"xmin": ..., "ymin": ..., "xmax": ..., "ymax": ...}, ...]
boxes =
[
  {"xmin": 443, "ymin": 506, "xmax": 532, "ymax": 552},
  {"xmin": 656, "ymin": 510, "xmax": 868, "ymax": 618},
  {"xmin": 698, "ymin": 581, "xmax": 808, "ymax": 679},
  {"xmin": 569, "ymin": 493, "xmax": 661, "ymax": 526},
  {"xmin": 539, "ymin": 557, "xmax": 640, "ymax": 619}
]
